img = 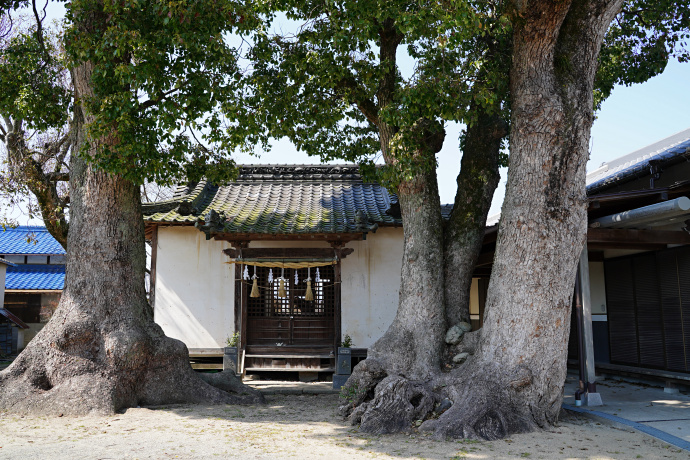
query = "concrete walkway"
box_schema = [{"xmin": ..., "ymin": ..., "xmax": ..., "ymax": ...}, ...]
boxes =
[{"xmin": 563, "ymin": 374, "xmax": 690, "ymax": 451}]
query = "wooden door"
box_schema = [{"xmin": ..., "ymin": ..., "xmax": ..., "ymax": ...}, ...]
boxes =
[{"xmin": 246, "ymin": 265, "xmax": 336, "ymax": 347}]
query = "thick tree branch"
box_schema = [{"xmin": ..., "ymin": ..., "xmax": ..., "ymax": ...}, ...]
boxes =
[
  {"xmin": 45, "ymin": 171, "xmax": 70, "ymax": 182},
  {"xmin": 444, "ymin": 106, "xmax": 505, "ymax": 326},
  {"xmin": 3, "ymin": 122, "xmax": 69, "ymax": 248},
  {"xmin": 335, "ymin": 75, "xmax": 379, "ymax": 126},
  {"xmin": 31, "ymin": 0, "xmax": 47, "ymax": 53}
]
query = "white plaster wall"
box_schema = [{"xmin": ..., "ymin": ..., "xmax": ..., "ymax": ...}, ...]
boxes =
[
  {"xmin": 154, "ymin": 227, "xmax": 235, "ymax": 348},
  {"xmin": 154, "ymin": 226, "xmax": 404, "ymax": 350},
  {"xmin": 341, "ymin": 227, "xmax": 403, "ymax": 348}
]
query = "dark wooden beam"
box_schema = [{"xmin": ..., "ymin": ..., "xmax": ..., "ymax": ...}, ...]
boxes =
[
  {"xmin": 223, "ymin": 247, "xmax": 354, "ymax": 259},
  {"xmin": 587, "ymin": 188, "xmax": 670, "ymax": 205},
  {"xmin": 586, "ymin": 242, "xmax": 667, "ymax": 251},
  {"xmin": 587, "ymin": 228, "xmax": 690, "ymax": 246},
  {"xmin": 471, "ymin": 268, "xmax": 492, "ymax": 278},
  {"xmin": 482, "ymin": 227, "xmax": 499, "ymax": 244}
]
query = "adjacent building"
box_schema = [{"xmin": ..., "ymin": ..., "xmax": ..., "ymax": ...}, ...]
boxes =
[
  {"xmin": 0, "ymin": 226, "xmax": 66, "ymax": 350},
  {"xmin": 143, "ymin": 129, "xmax": 690, "ymax": 384}
]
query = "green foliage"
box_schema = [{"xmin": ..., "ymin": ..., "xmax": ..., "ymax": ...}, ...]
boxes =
[
  {"xmin": 222, "ymin": 0, "xmax": 512, "ymax": 188},
  {"xmin": 3, "ymin": 0, "xmax": 686, "ymax": 192},
  {"xmin": 339, "ymin": 381, "xmax": 365, "ymax": 403},
  {"xmin": 226, "ymin": 332, "xmax": 240, "ymax": 347},
  {"xmin": 0, "ymin": 26, "xmax": 71, "ymax": 130},
  {"xmin": 595, "ymin": 0, "xmax": 690, "ymax": 109},
  {"xmin": 61, "ymin": 0, "xmax": 259, "ymax": 185},
  {"xmin": 341, "ymin": 333, "xmax": 353, "ymax": 348}
]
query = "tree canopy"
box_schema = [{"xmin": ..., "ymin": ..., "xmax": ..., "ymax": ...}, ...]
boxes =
[{"xmin": 222, "ymin": 0, "xmax": 512, "ymax": 186}]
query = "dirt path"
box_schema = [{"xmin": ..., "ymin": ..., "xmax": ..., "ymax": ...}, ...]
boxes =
[{"xmin": 0, "ymin": 394, "xmax": 686, "ymax": 459}]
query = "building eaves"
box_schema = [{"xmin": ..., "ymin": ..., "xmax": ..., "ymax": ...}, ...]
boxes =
[
  {"xmin": 0, "ymin": 258, "xmax": 16, "ymax": 267},
  {"xmin": 586, "ymin": 128, "xmax": 690, "ymax": 195}
]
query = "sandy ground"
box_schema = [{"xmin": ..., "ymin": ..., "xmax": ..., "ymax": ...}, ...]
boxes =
[{"xmin": 0, "ymin": 394, "xmax": 687, "ymax": 460}]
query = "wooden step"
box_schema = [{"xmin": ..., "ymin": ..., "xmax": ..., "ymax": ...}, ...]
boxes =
[
  {"xmin": 245, "ymin": 354, "xmax": 332, "ymax": 359},
  {"xmin": 245, "ymin": 367, "xmax": 335, "ymax": 373},
  {"xmin": 246, "ymin": 345, "xmax": 334, "ymax": 354},
  {"xmin": 188, "ymin": 347, "xmax": 224, "ymax": 357},
  {"xmin": 191, "ymin": 363, "xmax": 223, "ymax": 370}
]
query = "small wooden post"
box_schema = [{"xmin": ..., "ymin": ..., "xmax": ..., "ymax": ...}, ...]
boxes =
[
  {"xmin": 577, "ymin": 246, "xmax": 603, "ymax": 406},
  {"xmin": 149, "ymin": 226, "xmax": 158, "ymax": 311}
]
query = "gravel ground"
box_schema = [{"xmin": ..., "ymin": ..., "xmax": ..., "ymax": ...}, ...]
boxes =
[{"xmin": 0, "ymin": 393, "xmax": 687, "ymax": 460}]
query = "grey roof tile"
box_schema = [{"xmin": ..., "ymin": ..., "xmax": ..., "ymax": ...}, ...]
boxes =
[{"xmin": 143, "ymin": 165, "xmax": 401, "ymax": 235}]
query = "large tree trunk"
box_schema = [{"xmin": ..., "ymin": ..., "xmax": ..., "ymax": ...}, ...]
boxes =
[
  {"xmin": 370, "ymin": 167, "xmax": 446, "ymax": 378},
  {"xmin": 423, "ymin": 0, "xmax": 624, "ymax": 439},
  {"xmin": 0, "ymin": 60, "xmax": 262, "ymax": 415},
  {"xmin": 341, "ymin": 0, "xmax": 623, "ymax": 440},
  {"xmin": 443, "ymin": 109, "xmax": 505, "ymax": 326},
  {"xmin": 346, "ymin": 120, "xmax": 447, "ymax": 433}
]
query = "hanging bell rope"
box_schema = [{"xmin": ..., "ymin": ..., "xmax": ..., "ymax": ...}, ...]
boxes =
[
  {"xmin": 250, "ymin": 265, "xmax": 260, "ymax": 298},
  {"xmin": 305, "ymin": 267, "xmax": 314, "ymax": 301},
  {"xmin": 278, "ymin": 267, "xmax": 286, "ymax": 298}
]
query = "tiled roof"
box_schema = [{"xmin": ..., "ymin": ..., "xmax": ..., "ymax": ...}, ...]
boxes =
[
  {"xmin": 0, "ymin": 226, "xmax": 66, "ymax": 255},
  {"xmin": 143, "ymin": 165, "xmax": 402, "ymax": 234},
  {"xmin": 586, "ymin": 128, "xmax": 690, "ymax": 194},
  {"xmin": 5, "ymin": 264, "xmax": 65, "ymax": 291}
]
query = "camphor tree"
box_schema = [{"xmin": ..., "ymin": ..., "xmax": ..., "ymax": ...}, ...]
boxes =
[
  {"xmin": 0, "ymin": 0, "xmax": 263, "ymax": 414},
  {"xmin": 227, "ymin": 0, "xmax": 690, "ymax": 439}
]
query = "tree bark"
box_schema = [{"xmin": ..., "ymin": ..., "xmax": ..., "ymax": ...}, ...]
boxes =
[
  {"xmin": 422, "ymin": 0, "xmax": 624, "ymax": 439},
  {"xmin": 443, "ymin": 109, "xmax": 505, "ymax": 326},
  {"xmin": 341, "ymin": 0, "xmax": 624, "ymax": 440},
  {"xmin": 370, "ymin": 166, "xmax": 446, "ymax": 377},
  {"xmin": 344, "ymin": 120, "xmax": 447, "ymax": 434},
  {"xmin": 0, "ymin": 59, "xmax": 262, "ymax": 415}
]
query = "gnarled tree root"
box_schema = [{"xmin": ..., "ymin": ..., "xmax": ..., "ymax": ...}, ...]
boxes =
[
  {"xmin": 0, "ymin": 318, "xmax": 263, "ymax": 416},
  {"xmin": 339, "ymin": 358, "xmax": 555, "ymax": 440}
]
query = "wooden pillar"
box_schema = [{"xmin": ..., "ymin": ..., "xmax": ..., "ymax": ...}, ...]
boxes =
[
  {"xmin": 577, "ymin": 246, "xmax": 603, "ymax": 406},
  {"xmin": 149, "ymin": 226, "xmax": 158, "ymax": 311},
  {"xmin": 330, "ymin": 241, "xmax": 344, "ymax": 351},
  {"xmin": 230, "ymin": 241, "xmax": 249, "ymax": 351}
]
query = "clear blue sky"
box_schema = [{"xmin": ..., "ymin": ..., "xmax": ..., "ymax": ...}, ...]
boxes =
[{"xmin": 10, "ymin": 3, "xmax": 690, "ymax": 221}]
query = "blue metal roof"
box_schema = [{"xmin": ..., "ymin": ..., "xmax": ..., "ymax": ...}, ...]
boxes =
[
  {"xmin": 5, "ymin": 264, "xmax": 65, "ymax": 291},
  {"xmin": 0, "ymin": 226, "xmax": 66, "ymax": 255}
]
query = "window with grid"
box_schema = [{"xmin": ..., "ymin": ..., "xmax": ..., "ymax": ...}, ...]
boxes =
[{"xmin": 247, "ymin": 265, "xmax": 335, "ymax": 318}]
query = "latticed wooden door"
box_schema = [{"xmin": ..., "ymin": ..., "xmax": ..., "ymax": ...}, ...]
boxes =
[{"xmin": 246, "ymin": 265, "xmax": 336, "ymax": 346}]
